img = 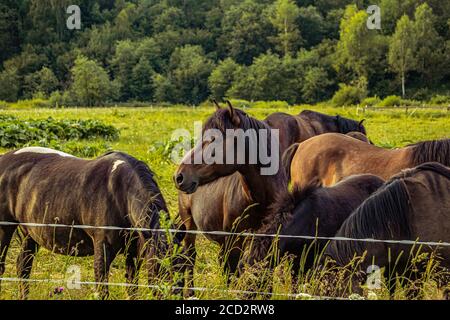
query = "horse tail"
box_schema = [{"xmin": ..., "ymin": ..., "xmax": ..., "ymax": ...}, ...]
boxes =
[{"xmin": 282, "ymin": 143, "xmax": 299, "ymax": 182}]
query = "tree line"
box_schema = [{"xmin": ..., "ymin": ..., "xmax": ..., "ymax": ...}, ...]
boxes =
[{"xmin": 0, "ymin": 0, "xmax": 449, "ymax": 106}]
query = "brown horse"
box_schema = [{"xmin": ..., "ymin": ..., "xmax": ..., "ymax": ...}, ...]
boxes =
[
  {"xmin": 287, "ymin": 133, "xmax": 450, "ymax": 189},
  {"xmin": 174, "ymin": 102, "xmax": 367, "ymax": 295},
  {"xmin": 325, "ymin": 162, "xmax": 450, "ymax": 298},
  {"xmin": 241, "ymin": 174, "xmax": 384, "ymax": 275},
  {"xmin": 0, "ymin": 147, "xmax": 185, "ymax": 299},
  {"xmin": 264, "ymin": 110, "xmax": 366, "ymax": 153}
]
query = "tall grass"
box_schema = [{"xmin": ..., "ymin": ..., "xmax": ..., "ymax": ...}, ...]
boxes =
[{"xmin": 0, "ymin": 104, "xmax": 448, "ymax": 300}]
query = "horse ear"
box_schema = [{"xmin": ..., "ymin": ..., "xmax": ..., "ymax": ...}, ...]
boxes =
[
  {"xmin": 212, "ymin": 99, "xmax": 222, "ymax": 110},
  {"xmin": 359, "ymin": 119, "xmax": 365, "ymax": 126},
  {"xmin": 175, "ymin": 223, "xmax": 186, "ymax": 243},
  {"xmin": 225, "ymin": 100, "xmax": 240, "ymax": 125}
]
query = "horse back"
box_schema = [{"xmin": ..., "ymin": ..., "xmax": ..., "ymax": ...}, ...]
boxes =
[
  {"xmin": 0, "ymin": 148, "xmax": 150, "ymax": 254},
  {"xmin": 401, "ymin": 165, "xmax": 450, "ymax": 259}
]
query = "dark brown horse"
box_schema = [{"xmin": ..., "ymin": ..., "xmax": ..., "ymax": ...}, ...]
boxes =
[
  {"xmin": 325, "ymin": 162, "xmax": 450, "ymax": 298},
  {"xmin": 174, "ymin": 102, "xmax": 367, "ymax": 295},
  {"xmin": 287, "ymin": 133, "xmax": 450, "ymax": 189},
  {"xmin": 0, "ymin": 147, "xmax": 185, "ymax": 299},
  {"xmin": 241, "ymin": 174, "xmax": 384, "ymax": 276},
  {"xmin": 264, "ymin": 110, "xmax": 366, "ymax": 154}
]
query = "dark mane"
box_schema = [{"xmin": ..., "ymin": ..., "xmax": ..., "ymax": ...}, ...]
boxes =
[
  {"xmin": 298, "ymin": 110, "xmax": 366, "ymax": 134},
  {"xmin": 246, "ymin": 182, "xmax": 321, "ymax": 263},
  {"xmin": 328, "ymin": 178, "xmax": 411, "ymax": 265},
  {"xmin": 104, "ymin": 151, "xmax": 168, "ymax": 227},
  {"xmin": 392, "ymin": 162, "xmax": 450, "ymax": 181},
  {"xmin": 335, "ymin": 115, "xmax": 366, "ymax": 135},
  {"xmin": 203, "ymin": 108, "xmax": 270, "ymax": 133},
  {"xmin": 409, "ymin": 139, "xmax": 450, "ymax": 167}
]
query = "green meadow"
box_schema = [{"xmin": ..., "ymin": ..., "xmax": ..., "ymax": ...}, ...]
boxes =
[{"xmin": 0, "ymin": 104, "xmax": 449, "ymax": 300}]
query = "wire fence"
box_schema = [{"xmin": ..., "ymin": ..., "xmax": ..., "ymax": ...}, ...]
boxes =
[
  {"xmin": 1, "ymin": 219, "xmax": 448, "ymax": 300},
  {"xmin": 1, "ymin": 220, "xmax": 449, "ymax": 247},
  {"xmin": 0, "ymin": 276, "xmax": 349, "ymax": 300}
]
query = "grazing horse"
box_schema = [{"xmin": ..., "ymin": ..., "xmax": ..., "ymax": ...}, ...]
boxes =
[
  {"xmin": 241, "ymin": 174, "xmax": 384, "ymax": 275},
  {"xmin": 287, "ymin": 133, "xmax": 450, "ymax": 189},
  {"xmin": 174, "ymin": 102, "xmax": 367, "ymax": 295},
  {"xmin": 325, "ymin": 162, "xmax": 450, "ymax": 298},
  {"xmin": 0, "ymin": 147, "xmax": 185, "ymax": 299}
]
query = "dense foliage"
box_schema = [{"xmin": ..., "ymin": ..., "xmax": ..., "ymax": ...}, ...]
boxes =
[
  {"xmin": 0, "ymin": 0, "xmax": 449, "ymax": 105},
  {"xmin": 0, "ymin": 115, "xmax": 119, "ymax": 148}
]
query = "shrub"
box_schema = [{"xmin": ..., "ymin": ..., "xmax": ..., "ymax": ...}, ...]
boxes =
[
  {"xmin": 0, "ymin": 116, "xmax": 119, "ymax": 148},
  {"xmin": 331, "ymin": 83, "xmax": 366, "ymax": 106},
  {"xmin": 361, "ymin": 96, "xmax": 381, "ymax": 106},
  {"xmin": 429, "ymin": 95, "xmax": 450, "ymax": 105},
  {"xmin": 379, "ymin": 95, "xmax": 402, "ymax": 107},
  {"xmin": 251, "ymin": 100, "xmax": 289, "ymax": 109}
]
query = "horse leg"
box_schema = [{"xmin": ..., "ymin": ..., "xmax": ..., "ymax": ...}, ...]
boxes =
[
  {"xmin": 16, "ymin": 236, "xmax": 39, "ymax": 300},
  {"xmin": 183, "ymin": 220, "xmax": 197, "ymax": 298},
  {"xmin": 125, "ymin": 238, "xmax": 141, "ymax": 299},
  {"xmin": 219, "ymin": 243, "xmax": 242, "ymax": 285},
  {"xmin": 93, "ymin": 239, "xmax": 115, "ymax": 299},
  {"xmin": 0, "ymin": 226, "xmax": 16, "ymax": 293}
]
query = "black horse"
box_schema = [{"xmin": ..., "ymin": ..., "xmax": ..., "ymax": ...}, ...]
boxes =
[
  {"xmin": 241, "ymin": 174, "xmax": 384, "ymax": 276},
  {"xmin": 325, "ymin": 162, "xmax": 450, "ymax": 298},
  {"xmin": 0, "ymin": 147, "xmax": 185, "ymax": 299}
]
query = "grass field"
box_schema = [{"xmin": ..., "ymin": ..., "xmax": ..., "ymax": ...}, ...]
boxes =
[{"xmin": 0, "ymin": 104, "xmax": 449, "ymax": 300}]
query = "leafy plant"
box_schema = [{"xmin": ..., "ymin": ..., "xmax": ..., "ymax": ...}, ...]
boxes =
[{"xmin": 0, "ymin": 116, "xmax": 119, "ymax": 148}]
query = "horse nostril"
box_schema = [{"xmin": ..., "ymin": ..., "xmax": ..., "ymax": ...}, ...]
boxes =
[{"xmin": 175, "ymin": 173, "xmax": 184, "ymax": 185}]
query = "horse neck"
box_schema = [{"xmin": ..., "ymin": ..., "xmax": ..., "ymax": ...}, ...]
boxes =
[
  {"xmin": 297, "ymin": 113, "xmax": 339, "ymax": 136},
  {"xmin": 238, "ymin": 116, "xmax": 286, "ymax": 206},
  {"xmin": 238, "ymin": 165, "xmax": 286, "ymax": 209}
]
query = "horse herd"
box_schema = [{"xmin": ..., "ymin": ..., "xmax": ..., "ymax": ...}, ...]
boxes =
[{"xmin": 0, "ymin": 101, "xmax": 448, "ymax": 299}]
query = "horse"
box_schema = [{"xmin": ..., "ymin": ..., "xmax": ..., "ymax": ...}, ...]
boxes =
[
  {"xmin": 174, "ymin": 101, "xmax": 367, "ymax": 295},
  {"xmin": 286, "ymin": 133, "xmax": 450, "ymax": 189},
  {"xmin": 0, "ymin": 147, "xmax": 185, "ymax": 299},
  {"xmin": 324, "ymin": 162, "xmax": 450, "ymax": 299},
  {"xmin": 264, "ymin": 110, "xmax": 367, "ymax": 154},
  {"xmin": 241, "ymin": 174, "xmax": 384, "ymax": 277}
]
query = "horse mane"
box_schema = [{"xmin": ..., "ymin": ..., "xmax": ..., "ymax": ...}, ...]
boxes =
[
  {"xmin": 203, "ymin": 108, "xmax": 269, "ymax": 133},
  {"xmin": 246, "ymin": 181, "xmax": 321, "ymax": 264},
  {"xmin": 335, "ymin": 115, "xmax": 366, "ymax": 135},
  {"xmin": 393, "ymin": 162, "xmax": 450, "ymax": 181},
  {"xmin": 104, "ymin": 151, "xmax": 168, "ymax": 226},
  {"xmin": 281, "ymin": 143, "xmax": 299, "ymax": 182},
  {"xmin": 329, "ymin": 178, "xmax": 412, "ymax": 265},
  {"xmin": 409, "ymin": 139, "xmax": 450, "ymax": 167}
]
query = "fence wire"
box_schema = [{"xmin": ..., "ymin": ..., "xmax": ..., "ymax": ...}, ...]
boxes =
[{"xmin": 1, "ymin": 220, "xmax": 449, "ymax": 247}]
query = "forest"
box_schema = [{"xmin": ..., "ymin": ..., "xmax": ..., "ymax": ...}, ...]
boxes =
[{"xmin": 0, "ymin": 0, "xmax": 449, "ymax": 106}]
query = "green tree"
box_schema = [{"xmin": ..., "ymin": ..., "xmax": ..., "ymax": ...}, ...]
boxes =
[
  {"xmin": 111, "ymin": 40, "xmax": 138, "ymax": 100},
  {"xmin": 69, "ymin": 55, "xmax": 113, "ymax": 106},
  {"xmin": 229, "ymin": 52, "xmax": 303, "ymax": 104},
  {"xmin": 302, "ymin": 67, "xmax": 332, "ymax": 103},
  {"xmin": 0, "ymin": 67, "xmax": 20, "ymax": 101},
  {"xmin": 268, "ymin": 0, "xmax": 301, "ymax": 56},
  {"xmin": 208, "ymin": 58, "xmax": 241, "ymax": 99},
  {"xmin": 220, "ymin": 0, "xmax": 273, "ymax": 65},
  {"xmin": 153, "ymin": 73, "xmax": 176, "ymax": 103},
  {"xmin": 388, "ymin": 15, "xmax": 416, "ymax": 97},
  {"xmin": 166, "ymin": 45, "xmax": 214, "ymax": 104},
  {"xmin": 413, "ymin": 3, "xmax": 443, "ymax": 83},
  {"xmin": 335, "ymin": 5, "xmax": 380, "ymax": 80},
  {"xmin": 0, "ymin": 0, "xmax": 20, "ymax": 64},
  {"xmin": 24, "ymin": 67, "xmax": 59, "ymax": 98},
  {"xmin": 297, "ymin": 6, "xmax": 326, "ymax": 48},
  {"xmin": 130, "ymin": 58, "xmax": 155, "ymax": 101}
]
